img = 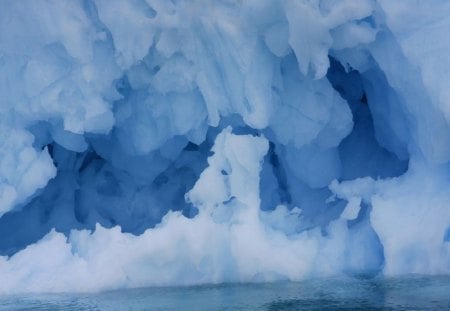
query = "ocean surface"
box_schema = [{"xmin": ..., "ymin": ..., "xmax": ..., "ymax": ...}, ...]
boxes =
[{"xmin": 1, "ymin": 276, "xmax": 449, "ymax": 310}]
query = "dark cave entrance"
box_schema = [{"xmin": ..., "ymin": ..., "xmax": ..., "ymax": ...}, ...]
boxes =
[{"xmin": 259, "ymin": 56, "xmax": 408, "ymax": 215}]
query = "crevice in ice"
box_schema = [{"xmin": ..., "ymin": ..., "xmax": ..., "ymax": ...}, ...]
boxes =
[
  {"xmin": 327, "ymin": 57, "xmax": 409, "ymax": 181},
  {"xmin": 444, "ymin": 227, "xmax": 450, "ymax": 242},
  {"xmin": 260, "ymin": 142, "xmax": 291, "ymax": 212}
]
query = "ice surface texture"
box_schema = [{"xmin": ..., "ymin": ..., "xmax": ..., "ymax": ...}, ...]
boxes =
[{"xmin": 0, "ymin": 0, "xmax": 449, "ymax": 293}]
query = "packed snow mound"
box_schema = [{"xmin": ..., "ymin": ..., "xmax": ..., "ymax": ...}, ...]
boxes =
[{"xmin": 0, "ymin": 0, "xmax": 449, "ymax": 293}]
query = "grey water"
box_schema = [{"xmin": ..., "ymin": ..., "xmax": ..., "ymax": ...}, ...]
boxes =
[{"xmin": 1, "ymin": 276, "xmax": 449, "ymax": 310}]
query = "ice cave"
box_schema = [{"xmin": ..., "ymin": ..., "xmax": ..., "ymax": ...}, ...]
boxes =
[{"xmin": 0, "ymin": 0, "xmax": 449, "ymax": 294}]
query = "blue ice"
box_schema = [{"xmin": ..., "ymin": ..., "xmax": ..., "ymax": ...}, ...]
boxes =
[{"xmin": 0, "ymin": 0, "xmax": 449, "ymax": 293}]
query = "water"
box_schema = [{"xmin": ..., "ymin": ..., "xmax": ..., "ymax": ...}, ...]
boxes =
[{"xmin": 1, "ymin": 276, "xmax": 449, "ymax": 310}]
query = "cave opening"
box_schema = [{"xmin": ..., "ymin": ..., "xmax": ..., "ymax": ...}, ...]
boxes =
[
  {"xmin": 258, "ymin": 56, "xmax": 409, "ymax": 223},
  {"xmin": 0, "ymin": 131, "xmax": 211, "ymax": 256}
]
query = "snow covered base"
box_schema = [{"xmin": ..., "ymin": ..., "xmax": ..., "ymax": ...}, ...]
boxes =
[{"xmin": 0, "ymin": 0, "xmax": 450, "ymax": 293}]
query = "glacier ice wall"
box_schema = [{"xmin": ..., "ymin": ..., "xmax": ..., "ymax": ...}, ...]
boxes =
[{"xmin": 0, "ymin": 0, "xmax": 449, "ymax": 293}]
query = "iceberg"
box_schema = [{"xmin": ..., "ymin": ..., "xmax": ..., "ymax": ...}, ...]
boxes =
[{"xmin": 0, "ymin": 0, "xmax": 449, "ymax": 293}]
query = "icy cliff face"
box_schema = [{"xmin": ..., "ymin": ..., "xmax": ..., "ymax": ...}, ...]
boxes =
[{"xmin": 0, "ymin": 0, "xmax": 449, "ymax": 293}]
